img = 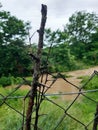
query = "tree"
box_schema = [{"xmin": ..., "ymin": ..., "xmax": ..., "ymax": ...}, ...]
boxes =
[
  {"xmin": 65, "ymin": 11, "xmax": 98, "ymax": 44},
  {"xmin": 0, "ymin": 10, "xmax": 31, "ymax": 76},
  {"xmin": 64, "ymin": 11, "xmax": 98, "ymax": 59},
  {"xmin": 0, "ymin": 39, "xmax": 32, "ymax": 76},
  {"xmin": 44, "ymin": 28, "xmax": 67, "ymax": 46},
  {"xmin": 83, "ymin": 30, "xmax": 98, "ymax": 64},
  {"xmin": 44, "ymin": 28, "xmax": 76, "ymax": 72},
  {"xmin": 0, "ymin": 11, "xmax": 28, "ymax": 45},
  {"xmin": 49, "ymin": 43, "xmax": 76, "ymax": 71}
]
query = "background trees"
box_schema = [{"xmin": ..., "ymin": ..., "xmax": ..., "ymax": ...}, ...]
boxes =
[
  {"xmin": 64, "ymin": 11, "xmax": 98, "ymax": 61},
  {"xmin": 44, "ymin": 11, "xmax": 98, "ymax": 72},
  {"xmin": 44, "ymin": 29, "xmax": 77, "ymax": 72},
  {"xmin": 0, "ymin": 10, "xmax": 31, "ymax": 76},
  {"xmin": 0, "ymin": 8, "xmax": 98, "ymax": 76},
  {"xmin": 0, "ymin": 11, "xmax": 28, "ymax": 44}
]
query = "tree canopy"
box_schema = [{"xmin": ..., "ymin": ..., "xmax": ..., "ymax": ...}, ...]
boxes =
[
  {"xmin": 64, "ymin": 11, "xmax": 98, "ymax": 62},
  {"xmin": 0, "ymin": 10, "xmax": 31, "ymax": 76},
  {"xmin": 0, "ymin": 11, "xmax": 28, "ymax": 45},
  {"xmin": 65, "ymin": 11, "xmax": 98, "ymax": 44},
  {"xmin": 1, "ymin": 8, "xmax": 98, "ymax": 76},
  {"xmin": 44, "ymin": 11, "xmax": 98, "ymax": 71}
]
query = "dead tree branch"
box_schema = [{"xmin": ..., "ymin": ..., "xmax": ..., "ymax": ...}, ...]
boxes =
[{"xmin": 25, "ymin": 4, "xmax": 47, "ymax": 130}]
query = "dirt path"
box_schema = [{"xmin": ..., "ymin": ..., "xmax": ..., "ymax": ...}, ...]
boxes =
[
  {"xmin": 20, "ymin": 66, "xmax": 98, "ymax": 100},
  {"xmin": 44, "ymin": 66, "xmax": 98, "ymax": 100}
]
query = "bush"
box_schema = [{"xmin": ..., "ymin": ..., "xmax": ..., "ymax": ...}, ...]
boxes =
[
  {"xmin": 13, "ymin": 77, "xmax": 23, "ymax": 84},
  {"xmin": 0, "ymin": 76, "xmax": 11, "ymax": 87},
  {"xmin": 0, "ymin": 75, "xmax": 22, "ymax": 87}
]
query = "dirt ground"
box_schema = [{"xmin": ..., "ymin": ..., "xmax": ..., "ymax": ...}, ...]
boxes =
[
  {"xmin": 43, "ymin": 66, "xmax": 98, "ymax": 100},
  {"xmin": 20, "ymin": 66, "xmax": 98, "ymax": 100}
]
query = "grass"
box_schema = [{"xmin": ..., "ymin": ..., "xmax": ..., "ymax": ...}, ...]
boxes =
[
  {"xmin": 78, "ymin": 74, "xmax": 98, "ymax": 90},
  {"xmin": 0, "ymin": 86, "xmax": 29, "ymax": 130},
  {"xmin": 37, "ymin": 94, "xmax": 97, "ymax": 130},
  {"xmin": 0, "ymin": 105, "xmax": 22, "ymax": 130},
  {"xmin": 0, "ymin": 73, "xmax": 98, "ymax": 130},
  {"xmin": 0, "ymin": 95, "xmax": 97, "ymax": 130}
]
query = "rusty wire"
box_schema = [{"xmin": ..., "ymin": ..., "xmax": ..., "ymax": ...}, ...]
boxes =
[
  {"xmin": 0, "ymin": 19, "xmax": 98, "ymax": 129},
  {"xmin": 0, "ymin": 70, "xmax": 98, "ymax": 130}
]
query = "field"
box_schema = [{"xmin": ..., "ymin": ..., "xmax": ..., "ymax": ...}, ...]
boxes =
[{"xmin": 0, "ymin": 66, "xmax": 98, "ymax": 130}]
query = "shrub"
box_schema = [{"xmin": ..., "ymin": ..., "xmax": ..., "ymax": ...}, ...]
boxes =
[
  {"xmin": 14, "ymin": 77, "xmax": 23, "ymax": 84},
  {"xmin": 0, "ymin": 75, "xmax": 22, "ymax": 87},
  {"xmin": 0, "ymin": 76, "xmax": 11, "ymax": 87}
]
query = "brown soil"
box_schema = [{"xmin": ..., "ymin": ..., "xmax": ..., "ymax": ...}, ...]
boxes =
[
  {"xmin": 46, "ymin": 66, "xmax": 98, "ymax": 100},
  {"xmin": 19, "ymin": 66, "xmax": 98, "ymax": 100}
]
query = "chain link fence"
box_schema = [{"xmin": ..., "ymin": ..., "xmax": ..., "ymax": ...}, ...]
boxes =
[
  {"xmin": 0, "ymin": 70, "xmax": 98, "ymax": 130},
  {"xmin": 0, "ymin": 4, "xmax": 98, "ymax": 130}
]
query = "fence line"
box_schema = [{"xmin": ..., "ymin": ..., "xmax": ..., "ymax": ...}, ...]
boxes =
[
  {"xmin": 0, "ymin": 70, "xmax": 98, "ymax": 130},
  {"xmin": 1, "ymin": 88, "xmax": 98, "ymax": 100}
]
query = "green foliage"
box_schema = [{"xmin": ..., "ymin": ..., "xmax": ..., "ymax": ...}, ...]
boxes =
[
  {"xmin": 0, "ymin": 85, "xmax": 97, "ymax": 130},
  {"xmin": 0, "ymin": 11, "xmax": 28, "ymax": 44},
  {"xmin": 36, "ymin": 100, "xmax": 67, "ymax": 130},
  {"xmin": 0, "ymin": 76, "xmax": 11, "ymax": 86},
  {"xmin": 0, "ymin": 87, "xmax": 28, "ymax": 130},
  {"xmin": 0, "ymin": 106, "xmax": 22, "ymax": 130},
  {"xmin": 0, "ymin": 9, "xmax": 32, "ymax": 76},
  {"xmin": 80, "ymin": 75, "xmax": 98, "ymax": 90},
  {"xmin": 1, "ymin": 9, "xmax": 98, "ymax": 77},
  {"xmin": 44, "ymin": 28, "xmax": 67, "ymax": 46},
  {"xmin": 43, "ymin": 42, "xmax": 79, "ymax": 72},
  {"xmin": 83, "ymin": 41, "xmax": 98, "ymax": 65},
  {"xmin": 65, "ymin": 11, "xmax": 98, "ymax": 44},
  {"xmin": 44, "ymin": 11, "xmax": 98, "ymax": 71},
  {"xmin": 0, "ymin": 39, "xmax": 32, "ymax": 76},
  {"xmin": 64, "ymin": 11, "xmax": 98, "ymax": 63},
  {"xmin": 35, "ymin": 97, "xmax": 96, "ymax": 130},
  {"xmin": 0, "ymin": 75, "xmax": 22, "ymax": 87}
]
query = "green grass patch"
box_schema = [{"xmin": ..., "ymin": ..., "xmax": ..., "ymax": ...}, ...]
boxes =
[
  {"xmin": 0, "ymin": 77, "xmax": 98, "ymax": 130},
  {"xmin": 0, "ymin": 105, "xmax": 23, "ymax": 130},
  {"xmin": 80, "ymin": 74, "xmax": 98, "ymax": 90},
  {"xmin": 0, "ymin": 94, "xmax": 97, "ymax": 130},
  {"xmin": 0, "ymin": 86, "xmax": 29, "ymax": 130}
]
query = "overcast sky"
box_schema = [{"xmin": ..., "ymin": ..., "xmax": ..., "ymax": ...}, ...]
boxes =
[{"xmin": 1, "ymin": 0, "xmax": 98, "ymax": 42}]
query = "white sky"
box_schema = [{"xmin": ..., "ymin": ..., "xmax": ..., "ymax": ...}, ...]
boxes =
[{"xmin": 1, "ymin": 0, "xmax": 98, "ymax": 42}]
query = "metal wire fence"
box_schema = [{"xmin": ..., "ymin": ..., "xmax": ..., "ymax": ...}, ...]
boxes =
[
  {"xmin": 0, "ymin": 69, "xmax": 98, "ymax": 130},
  {"xmin": 1, "ymin": 4, "xmax": 98, "ymax": 130}
]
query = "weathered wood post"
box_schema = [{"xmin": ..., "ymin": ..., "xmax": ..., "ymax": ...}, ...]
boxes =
[{"xmin": 25, "ymin": 4, "xmax": 47, "ymax": 130}]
